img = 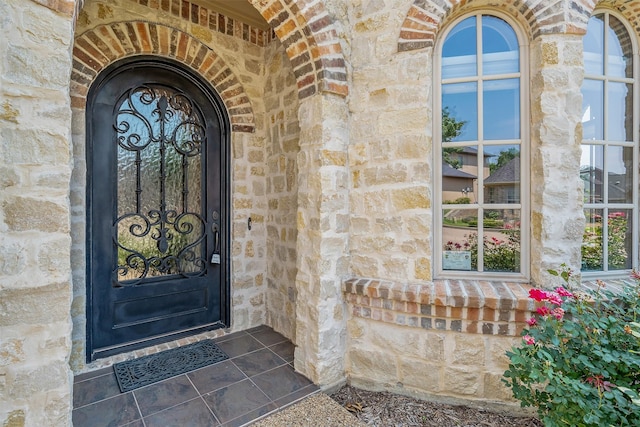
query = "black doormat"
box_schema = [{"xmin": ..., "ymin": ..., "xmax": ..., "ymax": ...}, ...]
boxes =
[{"xmin": 113, "ymin": 339, "xmax": 228, "ymax": 392}]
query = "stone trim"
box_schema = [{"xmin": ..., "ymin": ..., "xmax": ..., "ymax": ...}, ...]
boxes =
[
  {"xmin": 126, "ymin": 0, "xmax": 276, "ymax": 47},
  {"xmin": 397, "ymin": 0, "xmax": 594, "ymax": 53},
  {"xmin": 71, "ymin": 22, "xmax": 256, "ymax": 133},
  {"xmin": 250, "ymin": 0, "xmax": 348, "ymax": 99},
  {"xmin": 343, "ymin": 278, "xmax": 536, "ymax": 337}
]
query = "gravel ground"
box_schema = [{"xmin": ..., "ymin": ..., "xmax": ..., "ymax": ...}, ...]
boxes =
[
  {"xmin": 330, "ymin": 386, "xmax": 544, "ymax": 427},
  {"xmin": 251, "ymin": 393, "xmax": 366, "ymax": 427}
]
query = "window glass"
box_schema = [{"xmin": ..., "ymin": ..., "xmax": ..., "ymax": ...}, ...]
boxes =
[
  {"xmin": 483, "ymin": 209, "xmax": 520, "ymax": 272},
  {"xmin": 581, "ymin": 79, "xmax": 604, "ymax": 141},
  {"xmin": 484, "ymin": 145, "xmax": 520, "ymax": 204},
  {"xmin": 584, "ymin": 14, "xmax": 604, "ymax": 75},
  {"xmin": 442, "ymin": 16, "xmax": 477, "ymax": 79},
  {"xmin": 439, "ymin": 13, "xmax": 524, "ymax": 277},
  {"xmin": 483, "ymin": 79, "xmax": 520, "ymax": 140},
  {"xmin": 607, "ymin": 82, "xmax": 633, "ymax": 141},
  {"xmin": 482, "ymin": 16, "xmax": 519, "ymax": 75},
  {"xmin": 581, "ymin": 12, "xmax": 636, "ymax": 275},
  {"xmin": 442, "ymin": 83, "xmax": 478, "ymax": 142},
  {"xmin": 608, "ymin": 15, "xmax": 633, "ymax": 78}
]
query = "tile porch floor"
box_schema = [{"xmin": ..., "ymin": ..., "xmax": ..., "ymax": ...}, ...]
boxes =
[{"xmin": 72, "ymin": 326, "xmax": 319, "ymax": 427}]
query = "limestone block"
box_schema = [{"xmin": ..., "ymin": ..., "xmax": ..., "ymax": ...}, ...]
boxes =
[
  {"xmin": 452, "ymin": 334, "xmax": 486, "ymax": 366},
  {"xmin": 415, "ymin": 257, "xmax": 431, "ymax": 280},
  {"xmin": 398, "ymin": 358, "xmax": 441, "ymax": 392},
  {"xmin": 484, "ymin": 372, "xmax": 516, "ymax": 402},
  {"xmin": 443, "ymin": 366, "xmax": 481, "ymax": 396},
  {"xmin": 348, "ymin": 348, "xmax": 397, "ymax": 384},
  {"xmin": 6, "ymin": 361, "xmax": 69, "ymax": 399},
  {"xmin": 378, "ymin": 108, "xmax": 427, "ymax": 136},
  {"xmin": 0, "ymin": 339, "xmax": 24, "ymax": 367},
  {"xmin": 0, "ymin": 129, "xmax": 69, "ymax": 166},
  {"xmin": 0, "ymin": 238, "xmax": 28, "ymax": 276},
  {"xmin": 0, "ymin": 283, "xmax": 70, "ymax": 326},
  {"xmin": 367, "ymin": 322, "xmax": 424, "ymax": 359},
  {"xmin": 424, "ymin": 333, "xmax": 445, "ymax": 362},
  {"xmin": 6, "ymin": 45, "xmax": 70, "ymax": 89},
  {"xmin": 37, "ymin": 237, "xmax": 71, "ymax": 278},
  {"xmin": 391, "ymin": 187, "xmax": 430, "ymax": 210}
]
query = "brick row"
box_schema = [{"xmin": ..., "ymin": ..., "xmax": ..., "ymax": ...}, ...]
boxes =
[
  {"xmin": 129, "ymin": 0, "xmax": 274, "ymax": 47},
  {"xmin": 343, "ymin": 277, "xmax": 536, "ymax": 337},
  {"xmin": 72, "ymin": 22, "xmax": 256, "ymax": 133},
  {"xmin": 397, "ymin": 0, "xmax": 601, "ymax": 53}
]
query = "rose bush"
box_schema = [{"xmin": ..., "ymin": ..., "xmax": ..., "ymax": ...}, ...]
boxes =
[{"xmin": 503, "ymin": 267, "xmax": 640, "ymax": 426}]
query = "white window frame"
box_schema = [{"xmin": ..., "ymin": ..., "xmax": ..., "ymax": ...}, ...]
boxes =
[
  {"xmin": 434, "ymin": 10, "xmax": 530, "ymax": 281},
  {"xmin": 581, "ymin": 9, "xmax": 639, "ymax": 278}
]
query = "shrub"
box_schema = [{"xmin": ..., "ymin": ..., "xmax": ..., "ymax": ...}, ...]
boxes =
[{"xmin": 503, "ymin": 267, "xmax": 640, "ymax": 426}]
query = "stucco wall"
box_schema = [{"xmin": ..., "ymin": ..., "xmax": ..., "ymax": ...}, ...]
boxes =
[{"xmin": 0, "ymin": 0, "xmax": 75, "ymax": 425}]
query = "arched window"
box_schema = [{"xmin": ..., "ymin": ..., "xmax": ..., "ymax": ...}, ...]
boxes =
[
  {"xmin": 581, "ymin": 11, "xmax": 637, "ymax": 275},
  {"xmin": 436, "ymin": 13, "xmax": 528, "ymax": 278}
]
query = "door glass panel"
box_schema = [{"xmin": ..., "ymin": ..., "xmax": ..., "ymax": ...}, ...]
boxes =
[
  {"xmin": 115, "ymin": 85, "xmax": 207, "ymax": 283},
  {"xmin": 484, "ymin": 209, "xmax": 520, "ymax": 272}
]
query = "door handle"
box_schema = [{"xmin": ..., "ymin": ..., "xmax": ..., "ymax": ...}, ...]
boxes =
[{"xmin": 211, "ymin": 210, "xmax": 220, "ymax": 264}]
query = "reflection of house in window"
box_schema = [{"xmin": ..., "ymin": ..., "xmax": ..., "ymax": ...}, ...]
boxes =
[
  {"xmin": 484, "ymin": 157, "xmax": 520, "ymax": 203},
  {"xmin": 580, "ymin": 167, "xmax": 629, "ymax": 203},
  {"xmin": 442, "ymin": 163, "xmax": 476, "ymax": 203},
  {"xmin": 442, "ymin": 147, "xmax": 492, "ymax": 203}
]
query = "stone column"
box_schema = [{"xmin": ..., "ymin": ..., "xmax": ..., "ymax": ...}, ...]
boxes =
[
  {"xmin": 0, "ymin": 1, "xmax": 75, "ymax": 426},
  {"xmin": 529, "ymin": 34, "xmax": 585, "ymax": 285},
  {"xmin": 294, "ymin": 93, "xmax": 349, "ymax": 387}
]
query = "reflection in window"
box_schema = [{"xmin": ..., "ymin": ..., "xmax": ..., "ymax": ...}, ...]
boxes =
[
  {"xmin": 438, "ymin": 13, "xmax": 525, "ymax": 276},
  {"xmin": 581, "ymin": 11, "xmax": 636, "ymax": 274}
]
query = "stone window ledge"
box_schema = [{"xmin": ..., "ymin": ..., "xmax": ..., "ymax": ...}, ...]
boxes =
[{"xmin": 343, "ymin": 278, "xmax": 536, "ymax": 337}]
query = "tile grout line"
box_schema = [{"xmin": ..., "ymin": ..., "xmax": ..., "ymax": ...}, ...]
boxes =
[
  {"xmin": 130, "ymin": 392, "xmax": 146, "ymax": 427},
  {"xmin": 185, "ymin": 373, "xmax": 223, "ymax": 426}
]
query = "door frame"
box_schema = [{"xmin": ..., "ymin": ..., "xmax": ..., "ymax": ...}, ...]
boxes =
[{"xmin": 85, "ymin": 56, "xmax": 231, "ymax": 361}]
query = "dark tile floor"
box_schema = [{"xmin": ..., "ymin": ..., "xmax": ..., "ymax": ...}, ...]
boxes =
[{"xmin": 72, "ymin": 326, "xmax": 319, "ymax": 427}]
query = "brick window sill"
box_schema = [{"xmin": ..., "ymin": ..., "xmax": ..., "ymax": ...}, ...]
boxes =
[{"xmin": 343, "ymin": 278, "xmax": 536, "ymax": 337}]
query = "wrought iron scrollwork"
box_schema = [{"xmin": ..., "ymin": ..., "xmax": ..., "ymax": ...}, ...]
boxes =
[{"xmin": 112, "ymin": 85, "xmax": 207, "ymax": 286}]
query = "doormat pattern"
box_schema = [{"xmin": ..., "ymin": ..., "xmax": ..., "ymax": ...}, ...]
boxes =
[{"xmin": 113, "ymin": 339, "xmax": 228, "ymax": 392}]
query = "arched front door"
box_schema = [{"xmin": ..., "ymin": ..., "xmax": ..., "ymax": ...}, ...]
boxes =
[{"xmin": 86, "ymin": 57, "xmax": 230, "ymax": 361}]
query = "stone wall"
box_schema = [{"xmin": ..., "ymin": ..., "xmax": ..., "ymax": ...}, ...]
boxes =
[
  {"xmin": 0, "ymin": 0, "xmax": 74, "ymax": 426},
  {"xmin": 264, "ymin": 41, "xmax": 300, "ymax": 341},
  {"xmin": 340, "ymin": 0, "xmax": 596, "ymax": 409}
]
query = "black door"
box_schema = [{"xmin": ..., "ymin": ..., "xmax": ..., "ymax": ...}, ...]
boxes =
[{"xmin": 87, "ymin": 58, "xmax": 230, "ymax": 361}]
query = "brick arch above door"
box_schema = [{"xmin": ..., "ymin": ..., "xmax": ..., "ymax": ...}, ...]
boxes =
[
  {"xmin": 397, "ymin": 0, "xmax": 596, "ymax": 53},
  {"xmin": 248, "ymin": 0, "xmax": 348, "ymax": 98},
  {"xmin": 71, "ymin": 21, "xmax": 255, "ymax": 133}
]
